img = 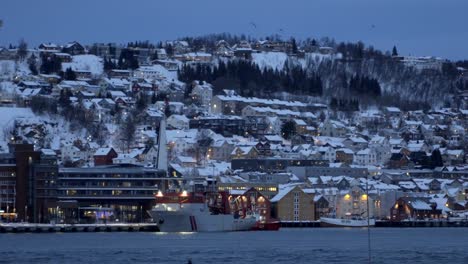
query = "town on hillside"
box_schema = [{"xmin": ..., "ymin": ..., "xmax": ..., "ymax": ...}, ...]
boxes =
[{"xmin": 0, "ymin": 36, "xmax": 467, "ymax": 225}]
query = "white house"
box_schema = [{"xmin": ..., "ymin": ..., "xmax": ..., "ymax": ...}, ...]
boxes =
[
  {"xmin": 61, "ymin": 145, "xmax": 87, "ymax": 163},
  {"xmin": 190, "ymin": 81, "xmax": 213, "ymax": 108},
  {"xmin": 354, "ymin": 148, "xmax": 377, "ymax": 166},
  {"xmin": 133, "ymin": 65, "xmax": 172, "ymax": 81}
]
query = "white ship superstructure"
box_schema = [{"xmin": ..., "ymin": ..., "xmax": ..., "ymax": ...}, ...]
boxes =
[{"xmin": 149, "ymin": 192, "xmax": 256, "ymax": 232}]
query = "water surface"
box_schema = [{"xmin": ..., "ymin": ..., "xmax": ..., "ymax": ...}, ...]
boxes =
[{"xmin": 0, "ymin": 228, "xmax": 467, "ymax": 263}]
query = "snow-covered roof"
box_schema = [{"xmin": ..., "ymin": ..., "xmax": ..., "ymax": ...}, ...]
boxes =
[
  {"xmin": 177, "ymin": 156, "xmax": 196, "ymax": 163},
  {"xmin": 168, "ymin": 114, "xmax": 189, "ymax": 122},
  {"xmin": 94, "ymin": 147, "xmax": 114, "ymax": 156},
  {"xmin": 386, "ymin": 107, "xmax": 401, "ymax": 113},
  {"xmin": 218, "ymin": 95, "xmax": 307, "ymax": 108},
  {"xmin": 410, "ymin": 200, "xmax": 432, "ymax": 210},
  {"xmin": 41, "ymin": 149, "xmax": 56, "ymax": 156},
  {"xmin": 244, "ymin": 106, "xmax": 302, "ymax": 117},
  {"xmin": 337, "ymin": 148, "xmax": 354, "ymax": 154},
  {"xmin": 356, "ymin": 148, "xmax": 371, "ymax": 155},
  {"xmin": 270, "ymin": 186, "xmax": 296, "ymax": 202}
]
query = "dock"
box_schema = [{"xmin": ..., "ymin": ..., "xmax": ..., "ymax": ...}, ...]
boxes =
[
  {"xmin": 0, "ymin": 223, "xmax": 159, "ymax": 233},
  {"xmin": 375, "ymin": 220, "xmax": 468, "ymax": 228},
  {"xmin": 280, "ymin": 220, "xmax": 468, "ymax": 228}
]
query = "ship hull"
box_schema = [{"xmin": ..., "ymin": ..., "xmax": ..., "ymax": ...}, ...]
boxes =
[
  {"xmin": 251, "ymin": 221, "xmax": 281, "ymax": 231},
  {"xmin": 320, "ymin": 217, "xmax": 375, "ymax": 227},
  {"xmin": 149, "ymin": 203, "xmax": 256, "ymax": 232}
]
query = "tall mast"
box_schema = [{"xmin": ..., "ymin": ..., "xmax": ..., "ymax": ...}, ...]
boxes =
[
  {"xmin": 366, "ymin": 174, "xmax": 371, "ymax": 263},
  {"xmin": 157, "ymin": 117, "xmax": 168, "ymax": 173}
]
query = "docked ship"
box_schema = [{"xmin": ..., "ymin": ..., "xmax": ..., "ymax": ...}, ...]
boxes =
[
  {"xmin": 320, "ymin": 217, "xmax": 375, "ymax": 227},
  {"xmin": 149, "ymin": 191, "xmax": 257, "ymax": 232},
  {"xmin": 251, "ymin": 219, "xmax": 281, "ymax": 231}
]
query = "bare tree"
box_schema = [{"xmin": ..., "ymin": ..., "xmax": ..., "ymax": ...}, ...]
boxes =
[
  {"xmin": 17, "ymin": 39, "xmax": 28, "ymax": 61},
  {"xmin": 120, "ymin": 115, "xmax": 136, "ymax": 152}
]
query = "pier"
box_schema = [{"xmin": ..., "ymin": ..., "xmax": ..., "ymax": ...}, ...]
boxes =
[
  {"xmin": 0, "ymin": 223, "xmax": 159, "ymax": 233},
  {"xmin": 375, "ymin": 220, "xmax": 468, "ymax": 228},
  {"xmin": 280, "ymin": 220, "xmax": 468, "ymax": 228}
]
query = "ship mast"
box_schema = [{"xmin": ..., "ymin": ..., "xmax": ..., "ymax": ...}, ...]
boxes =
[{"xmin": 157, "ymin": 117, "xmax": 168, "ymax": 173}]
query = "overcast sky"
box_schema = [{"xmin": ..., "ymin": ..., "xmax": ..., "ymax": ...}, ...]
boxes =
[{"xmin": 1, "ymin": 0, "xmax": 467, "ymax": 60}]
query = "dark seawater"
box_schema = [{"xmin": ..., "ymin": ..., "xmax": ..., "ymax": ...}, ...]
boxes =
[{"xmin": 0, "ymin": 228, "xmax": 467, "ymax": 264}]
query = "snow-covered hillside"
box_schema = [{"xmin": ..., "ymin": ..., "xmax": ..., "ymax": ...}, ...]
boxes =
[
  {"xmin": 0, "ymin": 60, "xmax": 31, "ymax": 79},
  {"xmin": 0, "ymin": 107, "xmax": 35, "ymax": 151},
  {"xmin": 252, "ymin": 52, "xmax": 288, "ymax": 71},
  {"xmin": 62, "ymin": 55, "xmax": 104, "ymax": 76}
]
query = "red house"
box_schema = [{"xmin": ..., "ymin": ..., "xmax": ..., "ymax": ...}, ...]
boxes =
[{"xmin": 93, "ymin": 147, "xmax": 118, "ymax": 166}]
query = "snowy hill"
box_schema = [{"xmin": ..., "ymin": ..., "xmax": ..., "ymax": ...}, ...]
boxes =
[{"xmin": 62, "ymin": 55, "xmax": 104, "ymax": 76}]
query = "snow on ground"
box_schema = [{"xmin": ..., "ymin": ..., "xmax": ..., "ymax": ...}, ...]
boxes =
[
  {"xmin": 0, "ymin": 81, "xmax": 19, "ymax": 94},
  {"xmin": 0, "ymin": 60, "xmax": 31, "ymax": 79},
  {"xmin": 252, "ymin": 52, "xmax": 288, "ymax": 71},
  {"xmin": 0, "ymin": 107, "xmax": 35, "ymax": 152},
  {"xmin": 62, "ymin": 55, "xmax": 104, "ymax": 76}
]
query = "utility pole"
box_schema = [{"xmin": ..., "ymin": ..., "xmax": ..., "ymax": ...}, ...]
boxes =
[{"xmin": 366, "ymin": 175, "xmax": 371, "ymax": 263}]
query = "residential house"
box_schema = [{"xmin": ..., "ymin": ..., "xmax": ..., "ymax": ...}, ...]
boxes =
[
  {"xmin": 354, "ymin": 148, "xmax": 377, "ymax": 166},
  {"xmin": 255, "ymin": 141, "xmax": 271, "ymax": 157},
  {"xmin": 320, "ymin": 120, "xmax": 348, "ymax": 137},
  {"xmin": 231, "ymin": 146, "xmax": 259, "ymax": 160},
  {"xmin": 443, "ymin": 149, "xmax": 465, "ymax": 165},
  {"xmin": 390, "ymin": 197, "xmax": 442, "ymax": 221},
  {"xmin": 167, "ymin": 114, "xmax": 190, "ymax": 130},
  {"xmin": 336, "ymin": 185, "xmax": 374, "ymax": 219},
  {"xmin": 38, "ymin": 43, "xmax": 61, "ymax": 53},
  {"xmin": 335, "ymin": 148, "xmax": 354, "ymax": 165},
  {"xmin": 190, "ymin": 81, "xmax": 213, "ymax": 108},
  {"xmin": 93, "ymin": 147, "xmax": 118, "ymax": 166},
  {"xmin": 62, "ymin": 41, "xmax": 86, "ymax": 55},
  {"xmin": 133, "ymin": 65, "xmax": 171, "ymax": 81},
  {"xmin": 214, "ymin": 40, "xmax": 233, "ymax": 57},
  {"xmin": 210, "ymin": 140, "xmax": 235, "ymax": 161}
]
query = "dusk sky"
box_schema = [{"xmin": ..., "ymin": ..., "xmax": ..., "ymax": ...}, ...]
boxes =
[{"xmin": 1, "ymin": 0, "xmax": 467, "ymax": 60}]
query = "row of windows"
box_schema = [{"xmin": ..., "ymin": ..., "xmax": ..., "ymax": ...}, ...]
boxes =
[
  {"xmin": 0, "ymin": 172, "xmax": 15, "ymax": 177},
  {"xmin": 60, "ymin": 190, "xmax": 156, "ymax": 196},
  {"xmin": 0, "ymin": 180, "xmax": 15, "ymax": 185}
]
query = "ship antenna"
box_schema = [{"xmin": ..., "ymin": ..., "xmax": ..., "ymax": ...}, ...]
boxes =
[{"xmin": 366, "ymin": 173, "xmax": 372, "ymax": 263}]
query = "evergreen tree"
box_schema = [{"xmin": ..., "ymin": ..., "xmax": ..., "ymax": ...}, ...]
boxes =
[
  {"xmin": 392, "ymin": 45, "xmax": 398, "ymax": 56},
  {"xmin": 430, "ymin": 149, "xmax": 444, "ymax": 168},
  {"xmin": 151, "ymin": 50, "xmax": 158, "ymax": 61},
  {"xmin": 291, "ymin": 38, "xmax": 298, "ymax": 54},
  {"xmin": 136, "ymin": 94, "xmax": 147, "ymax": 111},
  {"xmin": 281, "ymin": 120, "xmax": 296, "ymax": 139},
  {"xmin": 28, "ymin": 54, "xmax": 38, "ymax": 75},
  {"xmin": 166, "ymin": 44, "xmax": 174, "ymax": 57},
  {"xmin": 64, "ymin": 67, "xmax": 77, "ymax": 80}
]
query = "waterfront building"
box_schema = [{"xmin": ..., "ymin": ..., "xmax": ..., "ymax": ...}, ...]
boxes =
[
  {"xmin": 270, "ymin": 185, "xmax": 315, "ymax": 221},
  {"xmin": 57, "ymin": 165, "xmax": 167, "ymax": 223}
]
